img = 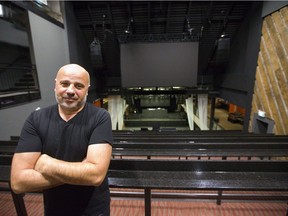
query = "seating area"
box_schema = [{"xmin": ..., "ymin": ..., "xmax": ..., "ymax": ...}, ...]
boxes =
[
  {"xmin": 1, "ymin": 131, "xmax": 288, "ymax": 216},
  {"xmin": 111, "ymin": 131, "xmax": 288, "ymax": 216},
  {"xmin": 109, "ymin": 159, "xmax": 288, "ymax": 216}
]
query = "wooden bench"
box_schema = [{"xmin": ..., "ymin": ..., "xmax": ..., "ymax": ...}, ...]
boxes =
[
  {"xmin": 112, "ymin": 130, "xmax": 277, "ymax": 137},
  {"xmin": 0, "ymin": 146, "xmax": 16, "ymax": 155},
  {"xmin": 0, "ymin": 140, "xmax": 18, "ymax": 146},
  {"xmin": 113, "ymin": 129, "xmax": 256, "ymax": 134},
  {"xmin": 113, "ymin": 134, "xmax": 288, "ymax": 143},
  {"xmin": 112, "ymin": 142, "xmax": 288, "ymax": 160},
  {"xmin": 113, "ymin": 130, "xmax": 245, "ymax": 136},
  {"xmin": 108, "ymin": 159, "xmax": 288, "ymax": 216},
  {"xmin": 0, "ymin": 140, "xmax": 18, "ymax": 155}
]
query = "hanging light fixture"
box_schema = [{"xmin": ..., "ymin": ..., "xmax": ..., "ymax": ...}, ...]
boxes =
[
  {"xmin": 90, "ymin": 14, "xmax": 108, "ymax": 46},
  {"xmin": 125, "ymin": 17, "xmax": 133, "ymax": 34},
  {"xmin": 186, "ymin": 17, "xmax": 194, "ymax": 35}
]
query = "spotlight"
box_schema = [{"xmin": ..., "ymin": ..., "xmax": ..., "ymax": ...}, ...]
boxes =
[{"xmin": 124, "ymin": 17, "xmax": 133, "ymax": 35}]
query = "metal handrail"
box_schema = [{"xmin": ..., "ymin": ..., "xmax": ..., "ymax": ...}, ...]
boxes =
[{"xmin": 0, "ymin": 63, "xmax": 40, "ymax": 109}]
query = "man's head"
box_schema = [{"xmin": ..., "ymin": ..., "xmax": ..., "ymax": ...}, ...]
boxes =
[{"xmin": 55, "ymin": 64, "xmax": 90, "ymax": 113}]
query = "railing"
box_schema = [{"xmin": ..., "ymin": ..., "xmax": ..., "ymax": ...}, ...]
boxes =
[{"xmin": 0, "ymin": 63, "xmax": 41, "ymax": 109}]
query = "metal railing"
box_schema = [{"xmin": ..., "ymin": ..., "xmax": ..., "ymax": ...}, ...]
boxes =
[{"xmin": 0, "ymin": 63, "xmax": 41, "ymax": 109}]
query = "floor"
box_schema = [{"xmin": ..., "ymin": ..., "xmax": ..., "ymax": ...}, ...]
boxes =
[
  {"xmin": 0, "ymin": 192, "xmax": 287, "ymax": 216},
  {"xmin": 213, "ymin": 108, "xmax": 243, "ymax": 131}
]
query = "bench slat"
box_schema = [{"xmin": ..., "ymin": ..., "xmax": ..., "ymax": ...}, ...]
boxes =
[
  {"xmin": 109, "ymin": 160, "xmax": 288, "ymax": 172},
  {"xmin": 108, "ymin": 171, "xmax": 288, "ymax": 190},
  {"xmin": 108, "ymin": 160, "xmax": 288, "ymax": 192},
  {"xmin": 112, "ymin": 148, "xmax": 288, "ymax": 157}
]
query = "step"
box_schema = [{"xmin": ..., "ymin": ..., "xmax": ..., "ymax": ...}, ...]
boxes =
[
  {"xmin": 124, "ymin": 119, "xmax": 189, "ymax": 127},
  {"xmin": 15, "ymin": 82, "xmax": 35, "ymax": 87}
]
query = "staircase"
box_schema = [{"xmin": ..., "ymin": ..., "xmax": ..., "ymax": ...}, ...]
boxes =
[
  {"xmin": 0, "ymin": 70, "xmax": 40, "ymax": 109},
  {"xmin": 14, "ymin": 72, "xmax": 37, "ymax": 90}
]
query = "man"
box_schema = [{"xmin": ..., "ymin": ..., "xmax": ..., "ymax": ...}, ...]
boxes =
[{"xmin": 10, "ymin": 64, "xmax": 113, "ymax": 216}]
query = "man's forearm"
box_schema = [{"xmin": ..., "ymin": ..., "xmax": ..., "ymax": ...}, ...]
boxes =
[
  {"xmin": 11, "ymin": 169, "xmax": 62, "ymax": 194},
  {"xmin": 35, "ymin": 154, "xmax": 104, "ymax": 186}
]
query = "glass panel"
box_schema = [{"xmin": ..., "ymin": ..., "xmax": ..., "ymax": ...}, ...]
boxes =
[{"xmin": 0, "ymin": 2, "xmax": 40, "ymax": 109}]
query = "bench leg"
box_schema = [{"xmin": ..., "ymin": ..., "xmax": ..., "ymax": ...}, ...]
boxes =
[
  {"xmin": 144, "ymin": 188, "xmax": 151, "ymax": 216},
  {"xmin": 9, "ymin": 182, "xmax": 27, "ymax": 216},
  {"xmin": 216, "ymin": 190, "xmax": 223, "ymax": 205}
]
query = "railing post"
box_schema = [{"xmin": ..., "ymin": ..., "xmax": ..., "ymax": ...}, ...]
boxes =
[
  {"xmin": 144, "ymin": 188, "xmax": 151, "ymax": 216},
  {"xmin": 9, "ymin": 182, "xmax": 28, "ymax": 216}
]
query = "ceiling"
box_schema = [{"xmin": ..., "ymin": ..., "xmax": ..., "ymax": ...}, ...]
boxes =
[{"xmin": 71, "ymin": 1, "xmax": 253, "ymax": 90}]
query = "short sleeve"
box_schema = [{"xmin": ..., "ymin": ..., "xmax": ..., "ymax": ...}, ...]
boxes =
[
  {"xmin": 15, "ymin": 112, "xmax": 43, "ymax": 153},
  {"xmin": 88, "ymin": 108, "xmax": 113, "ymax": 146}
]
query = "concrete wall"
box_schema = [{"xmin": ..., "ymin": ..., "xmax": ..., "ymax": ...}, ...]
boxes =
[
  {"xmin": 218, "ymin": 2, "xmax": 263, "ymax": 107},
  {"xmin": 217, "ymin": 2, "xmax": 263, "ymax": 132},
  {"xmin": 262, "ymin": 1, "xmax": 288, "ymax": 17},
  {"xmin": 217, "ymin": 1, "xmax": 287, "ymax": 132},
  {"xmin": 0, "ymin": 11, "xmax": 69, "ymax": 140},
  {"xmin": 63, "ymin": 1, "xmax": 97, "ymax": 101}
]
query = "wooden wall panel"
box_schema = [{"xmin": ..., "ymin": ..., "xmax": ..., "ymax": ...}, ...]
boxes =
[{"xmin": 250, "ymin": 6, "xmax": 288, "ymax": 135}]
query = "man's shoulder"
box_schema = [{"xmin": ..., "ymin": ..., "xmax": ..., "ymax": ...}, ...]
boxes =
[
  {"xmin": 84, "ymin": 103, "xmax": 110, "ymax": 120},
  {"xmin": 32, "ymin": 104, "xmax": 57, "ymax": 113},
  {"xmin": 29, "ymin": 104, "xmax": 58, "ymax": 119},
  {"xmin": 85, "ymin": 102, "xmax": 107, "ymax": 113}
]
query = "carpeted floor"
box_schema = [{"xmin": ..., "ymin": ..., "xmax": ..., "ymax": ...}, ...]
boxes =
[{"xmin": 0, "ymin": 191, "xmax": 287, "ymax": 216}]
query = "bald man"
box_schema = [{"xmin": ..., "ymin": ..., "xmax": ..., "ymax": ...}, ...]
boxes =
[{"xmin": 11, "ymin": 64, "xmax": 113, "ymax": 216}]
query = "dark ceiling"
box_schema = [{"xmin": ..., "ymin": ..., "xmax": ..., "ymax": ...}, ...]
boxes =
[{"xmin": 71, "ymin": 1, "xmax": 253, "ymax": 89}]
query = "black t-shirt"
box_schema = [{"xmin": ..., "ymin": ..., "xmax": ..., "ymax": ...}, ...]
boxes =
[{"xmin": 16, "ymin": 103, "xmax": 113, "ymax": 216}]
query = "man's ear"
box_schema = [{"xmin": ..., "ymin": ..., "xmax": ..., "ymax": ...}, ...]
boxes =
[
  {"xmin": 54, "ymin": 79, "xmax": 58, "ymax": 92},
  {"xmin": 87, "ymin": 84, "xmax": 91, "ymax": 95}
]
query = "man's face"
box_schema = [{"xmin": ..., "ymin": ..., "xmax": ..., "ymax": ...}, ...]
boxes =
[{"xmin": 55, "ymin": 67, "xmax": 90, "ymax": 112}]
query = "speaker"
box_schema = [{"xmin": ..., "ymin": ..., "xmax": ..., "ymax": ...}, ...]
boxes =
[
  {"xmin": 90, "ymin": 43, "xmax": 104, "ymax": 69},
  {"xmin": 215, "ymin": 37, "xmax": 230, "ymax": 62}
]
